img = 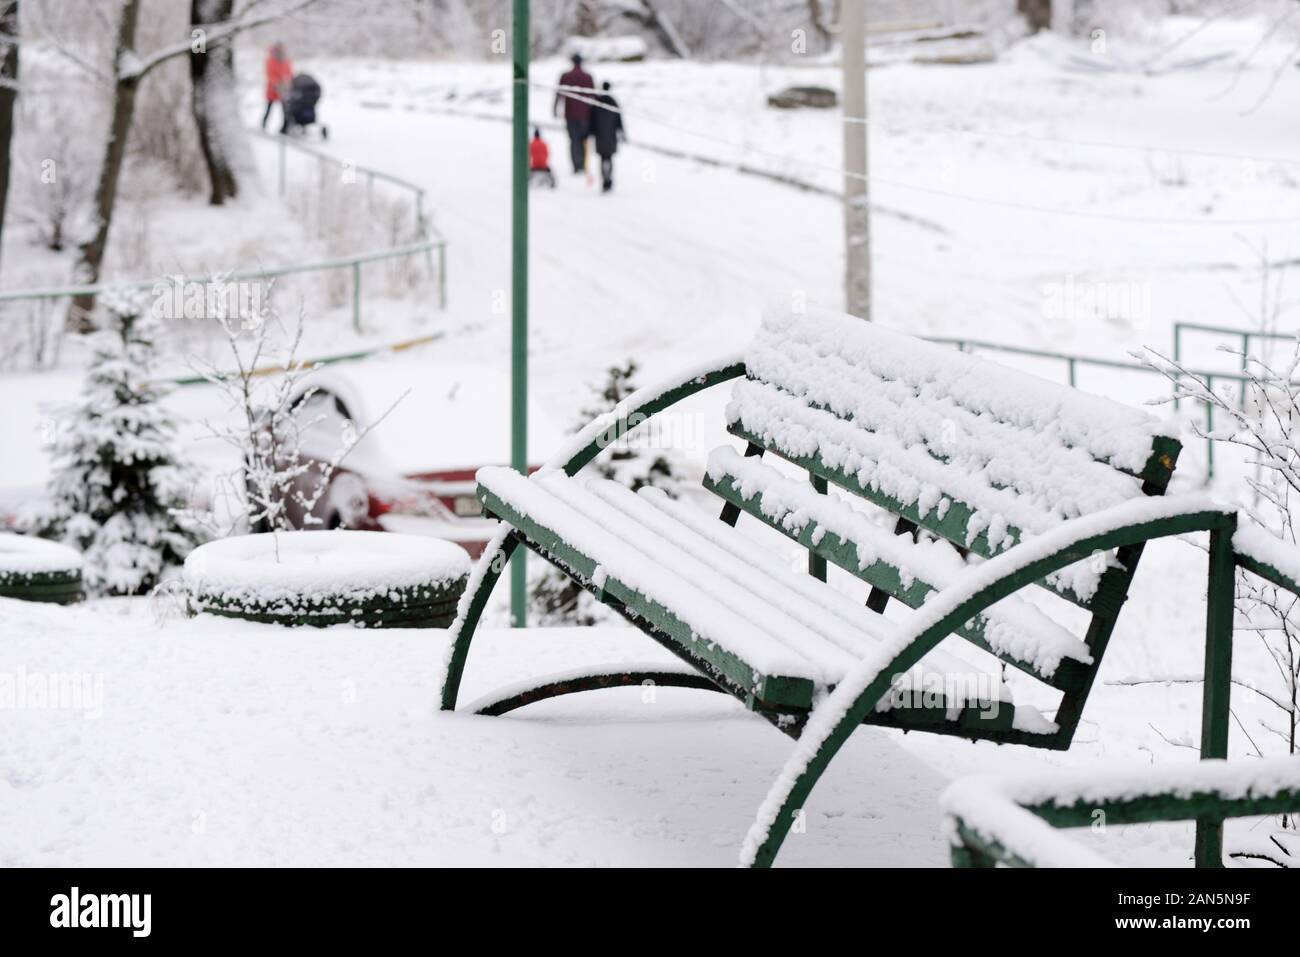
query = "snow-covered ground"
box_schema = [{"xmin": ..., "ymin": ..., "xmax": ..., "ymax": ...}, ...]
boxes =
[
  {"xmin": 0, "ymin": 589, "xmax": 1261, "ymax": 868},
  {"xmin": 3, "ymin": 19, "xmax": 1299, "ymax": 866}
]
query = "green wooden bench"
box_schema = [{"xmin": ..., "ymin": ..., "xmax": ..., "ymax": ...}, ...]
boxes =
[
  {"xmin": 441, "ymin": 306, "xmax": 1239, "ymax": 867},
  {"xmin": 942, "ymin": 757, "xmax": 1300, "ymax": 867}
]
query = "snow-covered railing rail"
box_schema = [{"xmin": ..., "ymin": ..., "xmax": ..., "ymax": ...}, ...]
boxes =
[
  {"xmin": 0, "ymin": 237, "xmax": 446, "ymax": 339},
  {"xmin": 165, "ymin": 329, "xmax": 446, "ymax": 388},
  {"xmin": 941, "ymin": 757, "xmax": 1300, "ymax": 867},
  {"xmin": 248, "ymin": 128, "xmax": 432, "ymax": 237},
  {"xmin": 1172, "ymin": 321, "xmax": 1291, "ymax": 385}
]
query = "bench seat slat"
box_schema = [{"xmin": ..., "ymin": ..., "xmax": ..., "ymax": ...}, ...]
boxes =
[
  {"xmin": 479, "ymin": 481, "xmax": 812, "ymax": 706},
  {"xmin": 703, "ymin": 445, "xmax": 1094, "ymax": 684},
  {"xmin": 593, "ymin": 481, "xmax": 1001, "ymax": 686},
  {"xmin": 477, "ymin": 467, "xmax": 1014, "ymax": 720}
]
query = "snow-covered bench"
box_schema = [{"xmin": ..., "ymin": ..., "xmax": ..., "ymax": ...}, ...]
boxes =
[
  {"xmin": 441, "ymin": 306, "xmax": 1239, "ymax": 867},
  {"xmin": 942, "ymin": 757, "xmax": 1300, "ymax": 867}
]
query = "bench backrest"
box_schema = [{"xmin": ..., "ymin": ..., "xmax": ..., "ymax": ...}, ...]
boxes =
[{"xmin": 712, "ymin": 308, "xmax": 1181, "ymax": 695}]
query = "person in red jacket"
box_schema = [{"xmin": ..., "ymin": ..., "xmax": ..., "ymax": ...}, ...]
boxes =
[
  {"xmin": 529, "ymin": 128, "xmax": 556, "ymax": 188},
  {"xmin": 553, "ymin": 53, "xmax": 594, "ymax": 175},
  {"xmin": 262, "ymin": 43, "xmax": 293, "ymax": 131}
]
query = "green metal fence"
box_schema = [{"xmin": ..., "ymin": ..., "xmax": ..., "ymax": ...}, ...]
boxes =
[
  {"xmin": 0, "ymin": 237, "xmax": 446, "ymax": 336},
  {"xmin": 250, "ymin": 128, "xmax": 431, "ymax": 237},
  {"xmin": 0, "ymin": 128, "xmax": 446, "ymax": 368},
  {"xmin": 1172, "ymin": 320, "xmax": 1298, "ymax": 378}
]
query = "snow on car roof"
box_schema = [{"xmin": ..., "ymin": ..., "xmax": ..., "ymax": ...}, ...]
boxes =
[{"xmin": 303, "ymin": 355, "xmax": 567, "ymax": 477}]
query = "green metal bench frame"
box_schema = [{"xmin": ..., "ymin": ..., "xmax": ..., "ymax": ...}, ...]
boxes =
[
  {"xmin": 440, "ymin": 356, "xmax": 1241, "ymax": 868},
  {"xmin": 943, "ymin": 758, "xmax": 1300, "ymax": 867}
]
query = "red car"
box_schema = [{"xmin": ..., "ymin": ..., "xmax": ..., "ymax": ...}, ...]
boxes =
[{"xmin": 288, "ymin": 357, "xmax": 564, "ymax": 557}]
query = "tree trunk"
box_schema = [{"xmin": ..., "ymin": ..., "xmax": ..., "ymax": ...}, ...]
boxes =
[
  {"xmin": 69, "ymin": 0, "xmax": 142, "ymax": 332},
  {"xmin": 808, "ymin": 0, "xmax": 833, "ymax": 51},
  {"xmin": 1018, "ymin": 0, "xmax": 1052, "ymax": 33},
  {"xmin": 191, "ymin": 0, "xmax": 249, "ymax": 206},
  {"xmin": 641, "ymin": 0, "xmax": 690, "ymax": 58},
  {"xmin": 575, "ymin": 0, "xmax": 599, "ymax": 37},
  {"xmin": 0, "ymin": 0, "xmax": 18, "ymax": 278}
]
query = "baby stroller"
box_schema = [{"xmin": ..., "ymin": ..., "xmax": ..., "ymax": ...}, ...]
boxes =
[{"xmin": 283, "ymin": 73, "xmax": 327, "ymax": 139}]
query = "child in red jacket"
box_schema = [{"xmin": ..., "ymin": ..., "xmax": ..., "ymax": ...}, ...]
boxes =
[
  {"xmin": 263, "ymin": 43, "xmax": 293, "ymax": 131},
  {"xmin": 529, "ymin": 128, "xmax": 557, "ymax": 188}
]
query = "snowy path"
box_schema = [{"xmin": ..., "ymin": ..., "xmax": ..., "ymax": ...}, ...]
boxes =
[{"xmin": 315, "ymin": 97, "xmax": 847, "ymax": 417}]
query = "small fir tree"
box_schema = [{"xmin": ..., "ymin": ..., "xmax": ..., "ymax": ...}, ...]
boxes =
[
  {"xmin": 31, "ymin": 290, "xmax": 201, "ymax": 595},
  {"xmin": 531, "ymin": 360, "xmax": 681, "ymax": 625}
]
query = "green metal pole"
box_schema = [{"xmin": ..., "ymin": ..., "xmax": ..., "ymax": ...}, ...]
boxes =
[
  {"xmin": 1195, "ymin": 521, "xmax": 1236, "ymax": 867},
  {"xmin": 510, "ymin": 0, "xmax": 530, "ymax": 628}
]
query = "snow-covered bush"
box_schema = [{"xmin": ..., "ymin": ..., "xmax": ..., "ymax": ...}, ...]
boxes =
[
  {"xmin": 11, "ymin": 95, "xmax": 97, "ymax": 253},
  {"xmin": 531, "ymin": 360, "xmax": 682, "ymax": 625},
  {"xmin": 25, "ymin": 291, "xmax": 202, "ymax": 596}
]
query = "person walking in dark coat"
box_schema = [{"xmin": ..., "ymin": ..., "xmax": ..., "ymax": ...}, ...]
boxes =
[
  {"xmin": 554, "ymin": 53, "xmax": 595, "ymax": 175},
  {"xmin": 589, "ymin": 81, "xmax": 624, "ymax": 193}
]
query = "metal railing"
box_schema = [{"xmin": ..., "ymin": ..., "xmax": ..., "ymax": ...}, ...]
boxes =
[
  {"xmin": 0, "ymin": 237, "xmax": 447, "ymax": 336},
  {"xmin": 0, "ymin": 129, "xmax": 446, "ymax": 362},
  {"xmin": 167, "ymin": 329, "xmax": 448, "ymax": 388},
  {"xmin": 250, "ymin": 128, "xmax": 431, "ymax": 237},
  {"xmin": 1172, "ymin": 320, "xmax": 1299, "ymax": 377}
]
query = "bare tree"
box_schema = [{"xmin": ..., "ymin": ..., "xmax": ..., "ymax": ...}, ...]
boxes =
[
  {"xmin": 186, "ymin": 278, "xmax": 401, "ymax": 537},
  {"xmin": 67, "ymin": 0, "xmax": 325, "ymax": 332},
  {"xmin": 608, "ymin": 0, "xmax": 690, "ymax": 58},
  {"xmin": 0, "ymin": 0, "xmax": 18, "ymax": 276},
  {"xmin": 807, "ymin": 0, "xmax": 834, "ymax": 50}
]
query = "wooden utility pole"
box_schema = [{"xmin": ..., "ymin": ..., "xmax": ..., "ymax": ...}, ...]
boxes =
[{"xmin": 842, "ymin": 0, "xmax": 870, "ymax": 319}]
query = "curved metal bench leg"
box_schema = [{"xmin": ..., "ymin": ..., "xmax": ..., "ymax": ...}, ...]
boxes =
[
  {"xmin": 474, "ymin": 670, "xmax": 724, "ymax": 716},
  {"xmin": 740, "ymin": 665, "xmax": 904, "ymax": 868},
  {"xmin": 440, "ymin": 532, "xmax": 520, "ymax": 711}
]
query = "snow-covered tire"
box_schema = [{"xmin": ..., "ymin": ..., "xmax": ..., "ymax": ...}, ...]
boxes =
[
  {"xmin": 183, "ymin": 530, "xmax": 471, "ymax": 629},
  {"xmin": 0, "ymin": 535, "xmax": 84, "ymax": 604}
]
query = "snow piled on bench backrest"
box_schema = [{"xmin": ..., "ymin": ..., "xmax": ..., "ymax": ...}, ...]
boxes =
[
  {"xmin": 749, "ymin": 306, "xmax": 1174, "ymax": 474},
  {"xmin": 730, "ymin": 307, "xmax": 1176, "ymax": 560}
]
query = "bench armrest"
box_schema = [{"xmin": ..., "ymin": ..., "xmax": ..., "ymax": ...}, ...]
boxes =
[
  {"xmin": 1233, "ymin": 524, "xmax": 1300, "ymax": 595},
  {"xmin": 549, "ymin": 353, "xmax": 746, "ymax": 477},
  {"xmin": 942, "ymin": 756, "xmax": 1300, "ymax": 867},
  {"xmin": 740, "ymin": 493, "xmax": 1235, "ymax": 866}
]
